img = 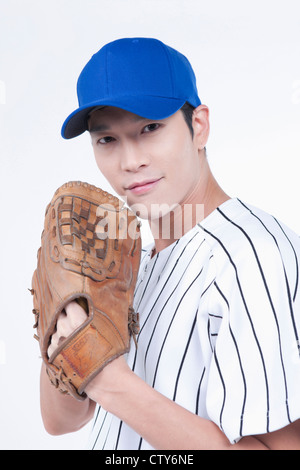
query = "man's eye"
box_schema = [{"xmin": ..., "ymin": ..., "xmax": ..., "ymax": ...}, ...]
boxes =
[
  {"xmin": 98, "ymin": 136, "xmax": 115, "ymax": 144},
  {"xmin": 143, "ymin": 123, "xmax": 160, "ymax": 133}
]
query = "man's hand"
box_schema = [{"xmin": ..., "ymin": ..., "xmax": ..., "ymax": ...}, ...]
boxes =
[
  {"xmin": 47, "ymin": 301, "xmax": 88, "ymax": 359},
  {"xmin": 47, "ymin": 300, "xmax": 131, "ymax": 404}
]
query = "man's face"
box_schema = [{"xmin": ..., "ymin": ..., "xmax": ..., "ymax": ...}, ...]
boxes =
[{"xmin": 89, "ymin": 106, "xmax": 203, "ymax": 220}]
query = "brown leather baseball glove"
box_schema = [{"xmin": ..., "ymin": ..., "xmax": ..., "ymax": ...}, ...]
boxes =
[{"xmin": 30, "ymin": 181, "xmax": 141, "ymax": 401}]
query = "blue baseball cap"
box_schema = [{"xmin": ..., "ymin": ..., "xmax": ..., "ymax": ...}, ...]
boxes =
[{"xmin": 61, "ymin": 37, "xmax": 201, "ymax": 139}]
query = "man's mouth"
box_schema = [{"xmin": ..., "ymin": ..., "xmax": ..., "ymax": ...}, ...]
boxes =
[{"xmin": 126, "ymin": 178, "xmax": 162, "ymax": 195}]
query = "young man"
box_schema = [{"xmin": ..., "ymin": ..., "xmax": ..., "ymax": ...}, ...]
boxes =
[{"xmin": 40, "ymin": 37, "xmax": 300, "ymax": 450}]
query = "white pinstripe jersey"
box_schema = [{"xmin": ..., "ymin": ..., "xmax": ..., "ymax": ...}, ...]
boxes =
[{"xmin": 88, "ymin": 198, "xmax": 300, "ymax": 449}]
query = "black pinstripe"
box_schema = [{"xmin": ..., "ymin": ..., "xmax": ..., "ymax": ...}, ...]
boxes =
[{"xmin": 88, "ymin": 199, "xmax": 300, "ymax": 449}]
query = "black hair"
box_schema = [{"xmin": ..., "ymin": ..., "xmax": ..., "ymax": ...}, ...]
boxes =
[
  {"xmin": 181, "ymin": 102, "xmax": 207, "ymax": 155},
  {"xmin": 180, "ymin": 102, "xmax": 195, "ymax": 138}
]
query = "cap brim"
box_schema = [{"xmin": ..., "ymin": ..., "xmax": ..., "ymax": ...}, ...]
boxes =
[{"xmin": 61, "ymin": 96, "xmax": 188, "ymax": 139}]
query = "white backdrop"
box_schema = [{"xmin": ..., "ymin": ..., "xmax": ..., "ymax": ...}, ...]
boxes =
[{"xmin": 0, "ymin": 0, "xmax": 299, "ymax": 450}]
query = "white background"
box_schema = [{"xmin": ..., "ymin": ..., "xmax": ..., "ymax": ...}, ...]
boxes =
[{"xmin": 0, "ymin": 0, "xmax": 299, "ymax": 450}]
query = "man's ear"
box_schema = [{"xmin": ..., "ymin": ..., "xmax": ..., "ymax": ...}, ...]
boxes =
[{"xmin": 192, "ymin": 105, "xmax": 210, "ymax": 150}]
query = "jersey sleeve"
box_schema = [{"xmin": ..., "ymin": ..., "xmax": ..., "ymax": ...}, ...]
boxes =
[{"xmin": 203, "ymin": 217, "xmax": 300, "ymax": 444}]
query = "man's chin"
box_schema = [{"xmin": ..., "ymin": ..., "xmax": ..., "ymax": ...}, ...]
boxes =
[{"xmin": 128, "ymin": 201, "xmax": 180, "ymax": 221}]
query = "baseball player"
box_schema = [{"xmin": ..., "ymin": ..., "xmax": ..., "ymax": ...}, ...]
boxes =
[{"xmin": 38, "ymin": 38, "xmax": 300, "ymax": 449}]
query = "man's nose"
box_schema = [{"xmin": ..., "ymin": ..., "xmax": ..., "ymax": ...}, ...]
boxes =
[{"xmin": 120, "ymin": 142, "xmax": 150, "ymax": 172}]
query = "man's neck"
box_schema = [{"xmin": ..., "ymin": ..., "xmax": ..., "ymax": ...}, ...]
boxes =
[{"xmin": 149, "ymin": 161, "xmax": 230, "ymax": 255}]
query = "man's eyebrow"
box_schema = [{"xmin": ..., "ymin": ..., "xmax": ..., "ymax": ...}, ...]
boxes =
[
  {"xmin": 89, "ymin": 124, "xmax": 110, "ymax": 133},
  {"xmin": 89, "ymin": 115, "xmax": 148, "ymax": 134}
]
